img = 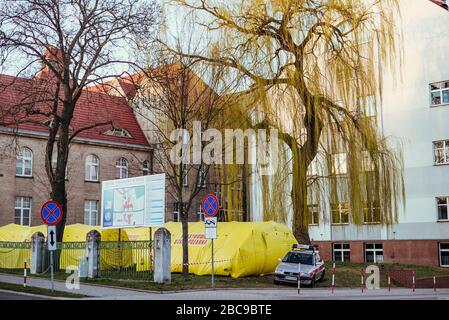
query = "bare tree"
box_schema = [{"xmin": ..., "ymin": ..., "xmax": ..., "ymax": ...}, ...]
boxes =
[
  {"xmin": 130, "ymin": 42, "xmax": 241, "ymax": 275},
  {"xmin": 0, "ymin": 0, "xmax": 159, "ymax": 241}
]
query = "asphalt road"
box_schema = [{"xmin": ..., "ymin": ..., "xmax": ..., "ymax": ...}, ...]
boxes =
[{"xmin": 0, "ymin": 290, "xmax": 50, "ymax": 300}]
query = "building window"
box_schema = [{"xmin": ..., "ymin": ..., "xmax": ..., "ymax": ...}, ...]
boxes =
[
  {"xmin": 358, "ymin": 95, "xmax": 376, "ymax": 117},
  {"xmin": 197, "ymin": 205, "xmax": 204, "ymax": 222},
  {"xmin": 430, "ymin": 81, "xmax": 449, "ymax": 106},
  {"xmin": 84, "ymin": 200, "xmax": 98, "ymax": 226},
  {"xmin": 365, "ymin": 243, "xmax": 383, "ymax": 263},
  {"xmin": 440, "ymin": 243, "xmax": 449, "ymax": 267},
  {"xmin": 173, "ymin": 202, "xmax": 181, "ymax": 222},
  {"xmin": 331, "ymin": 202, "xmax": 350, "ymax": 224},
  {"xmin": 85, "ymin": 155, "xmax": 99, "ymax": 181},
  {"xmin": 434, "ymin": 140, "xmax": 449, "ymax": 165},
  {"xmin": 197, "ymin": 166, "xmax": 206, "ymax": 187},
  {"xmin": 142, "ymin": 160, "xmax": 151, "ymax": 176},
  {"xmin": 16, "ymin": 147, "xmax": 33, "ymax": 177},
  {"xmin": 103, "ymin": 128, "xmax": 133, "ymax": 138},
  {"xmin": 333, "ymin": 243, "xmax": 350, "ymax": 262},
  {"xmin": 307, "ymin": 204, "xmax": 319, "ymax": 225},
  {"xmin": 183, "ymin": 164, "xmax": 188, "ymax": 186},
  {"xmin": 331, "ymin": 153, "xmax": 347, "ymax": 175},
  {"xmin": 52, "ymin": 157, "xmax": 68, "ymax": 180},
  {"xmin": 15, "ymin": 196, "xmax": 31, "ymax": 226},
  {"xmin": 363, "ymin": 202, "xmax": 381, "ymax": 224},
  {"xmin": 437, "ymin": 197, "xmax": 449, "ymax": 220},
  {"xmin": 116, "ymin": 158, "xmax": 128, "ymax": 179}
]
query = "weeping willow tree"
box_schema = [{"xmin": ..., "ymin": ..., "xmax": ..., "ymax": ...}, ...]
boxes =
[{"xmin": 171, "ymin": 0, "xmax": 405, "ymax": 243}]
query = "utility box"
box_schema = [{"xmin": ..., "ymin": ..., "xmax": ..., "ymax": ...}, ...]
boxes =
[
  {"xmin": 30, "ymin": 232, "xmax": 45, "ymax": 274},
  {"xmin": 154, "ymin": 228, "xmax": 171, "ymax": 284},
  {"xmin": 86, "ymin": 230, "xmax": 100, "ymax": 278}
]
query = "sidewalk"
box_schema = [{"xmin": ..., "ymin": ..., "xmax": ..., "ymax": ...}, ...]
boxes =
[
  {"xmin": 0, "ymin": 273, "xmax": 159, "ymax": 300},
  {"xmin": 1, "ymin": 273, "xmax": 449, "ymax": 300}
]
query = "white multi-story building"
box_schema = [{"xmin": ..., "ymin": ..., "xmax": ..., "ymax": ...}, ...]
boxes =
[{"xmin": 250, "ymin": 0, "xmax": 449, "ymax": 267}]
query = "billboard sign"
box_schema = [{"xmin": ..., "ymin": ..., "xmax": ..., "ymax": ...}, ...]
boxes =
[{"xmin": 101, "ymin": 173, "xmax": 166, "ymax": 229}]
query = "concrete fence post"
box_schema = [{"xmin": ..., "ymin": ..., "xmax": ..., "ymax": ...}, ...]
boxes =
[
  {"xmin": 86, "ymin": 230, "xmax": 101, "ymax": 279},
  {"xmin": 30, "ymin": 232, "xmax": 45, "ymax": 274},
  {"xmin": 154, "ymin": 228, "xmax": 171, "ymax": 284}
]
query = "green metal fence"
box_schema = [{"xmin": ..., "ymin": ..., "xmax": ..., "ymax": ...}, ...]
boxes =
[{"xmin": 0, "ymin": 240, "xmax": 153, "ymax": 280}]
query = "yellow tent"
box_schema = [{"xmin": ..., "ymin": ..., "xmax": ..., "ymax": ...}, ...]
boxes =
[
  {"xmin": 59, "ymin": 224, "xmax": 133, "ymax": 270},
  {"xmin": 165, "ymin": 221, "xmax": 296, "ymax": 278},
  {"xmin": 0, "ymin": 221, "xmax": 297, "ymax": 277},
  {"xmin": 0, "ymin": 224, "xmax": 47, "ymax": 269}
]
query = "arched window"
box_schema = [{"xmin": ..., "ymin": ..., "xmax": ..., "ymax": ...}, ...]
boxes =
[
  {"xmin": 116, "ymin": 157, "xmax": 128, "ymax": 179},
  {"xmin": 85, "ymin": 155, "xmax": 99, "ymax": 181},
  {"xmin": 16, "ymin": 147, "xmax": 33, "ymax": 177},
  {"xmin": 142, "ymin": 160, "xmax": 150, "ymax": 176}
]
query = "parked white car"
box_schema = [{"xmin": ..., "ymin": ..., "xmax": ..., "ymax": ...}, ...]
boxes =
[{"xmin": 274, "ymin": 244, "xmax": 325, "ymax": 287}]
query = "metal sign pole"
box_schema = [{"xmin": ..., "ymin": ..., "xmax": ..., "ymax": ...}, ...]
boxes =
[
  {"xmin": 50, "ymin": 250, "xmax": 54, "ymax": 292},
  {"xmin": 297, "ymin": 262, "xmax": 301, "ymax": 294},
  {"xmin": 211, "ymin": 238, "xmax": 215, "ymax": 289}
]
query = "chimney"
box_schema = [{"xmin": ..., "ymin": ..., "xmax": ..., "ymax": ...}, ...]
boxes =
[{"xmin": 36, "ymin": 46, "xmax": 64, "ymax": 79}]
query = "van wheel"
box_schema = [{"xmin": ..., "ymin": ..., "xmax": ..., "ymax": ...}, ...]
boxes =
[{"xmin": 274, "ymin": 279, "xmax": 280, "ymax": 285}]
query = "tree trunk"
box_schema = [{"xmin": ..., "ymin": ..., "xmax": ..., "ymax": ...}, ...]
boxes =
[
  {"xmin": 181, "ymin": 208, "xmax": 189, "ymax": 276},
  {"xmin": 291, "ymin": 146, "xmax": 311, "ymax": 244},
  {"xmin": 52, "ymin": 122, "xmax": 70, "ymax": 243}
]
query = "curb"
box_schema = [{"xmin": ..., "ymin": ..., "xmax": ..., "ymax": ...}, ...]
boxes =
[{"xmin": 0, "ymin": 288, "xmax": 72, "ymax": 300}]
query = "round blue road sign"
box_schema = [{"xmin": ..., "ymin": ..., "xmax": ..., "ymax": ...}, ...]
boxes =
[
  {"xmin": 41, "ymin": 201, "xmax": 63, "ymax": 225},
  {"xmin": 202, "ymin": 194, "xmax": 219, "ymax": 217}
]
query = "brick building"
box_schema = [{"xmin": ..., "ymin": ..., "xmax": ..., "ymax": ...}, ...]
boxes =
[{"xmin": 0, "ymin": 73, "xmax": 151, "ymax": 226}]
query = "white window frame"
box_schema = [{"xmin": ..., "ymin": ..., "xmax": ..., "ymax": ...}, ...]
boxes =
[
  {"xmin": 365, "ymin": 243, "xmax": 384, "ymax": 264},
  {"xmin": 16, "ymin": 147, "xmax": 33, "ymax": 177},
  {"xmin": 439, "ymin": 243, "xmax": 449, "ymax": 267},
  {"xmin": 437, "ymin": 197, "xmax": 449, "ymax": 221},
  {"xmin": 363, "ymin": 202, "xmax": 381, "ymax": 224},
  {"xmin": 52, "ymin": 158, "xmax": 69, "ymax": 180},
  {"xmin": 358, "ymin": 95, "xmax": 376, "ymax": 117},
  {"xmin": 116, "ymin": 157, "xmax": 128, "ymax": 179},
  {"xmin": 85, "ymin": 155, "xmax": 99, "ymax": 181},
  {"xmin": 183, "ymin": 164, "xmax": 188, "ymax": 186},
  {"xmin": 15, "ymin": 196, "xmax": 32, "ymax": 226},
  {"xmin": 331, "ymin": 153, "xmax": 348, "ymax": 175},
  {"xmin": 331, "ymin": 202, "xmax": 350, "ymax": 225},
  {"xmin": 84, "ymin": 200, "xmax": 98, "ymax": 226},
  {"xmin": 434, "ymin": 140, "xmax": 449, "ymax": 165},
  {"xmin": 307, "ymin": 204, "xmax": 320, "ymax": 226},
  {"xmin": 430, "ymin": 81, "xmax": 449, "ymax": 107},
  {"xmin": 333, "ymin": 243, "xmax": 350, "ymax": 262},
  {"xmin": 197, "ymin": 204, "xmax": 205, "ymax": 222},
  {"xmin": 197, "ymin": 166, "xmax": 206, "ymax": 188},
  {"xmin": 142, "ymin": 160, "xmax": 150, "ymax": 176},
  {"xmin": 173, "ymin": 202, "xmax": 181, "ymax": 222}
]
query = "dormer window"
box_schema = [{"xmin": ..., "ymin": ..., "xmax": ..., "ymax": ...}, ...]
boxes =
[{"xmin": 103, "ymin": 128, "xmax": 133, "ymax": 138}]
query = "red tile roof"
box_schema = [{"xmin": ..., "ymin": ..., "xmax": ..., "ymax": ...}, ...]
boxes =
[{"xmin": 0, "ymin": 73, "xmax": 150, "ymax": 149}]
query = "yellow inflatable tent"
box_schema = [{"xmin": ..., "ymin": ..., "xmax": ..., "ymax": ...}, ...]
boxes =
[
  {"xmin": 0, "ymin": 224, "xmax": 47, "ymax": 269},
  {"xmin": 59, "ymin": 224, "xmax": 133, "ymax": 270},
  {"xmin": 0, "ymin": 221, "xmax": 297, "ymax": 277},
  {"xmin": 119, "ymin": 221, "xmax": 297, "ymax": 278}
]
